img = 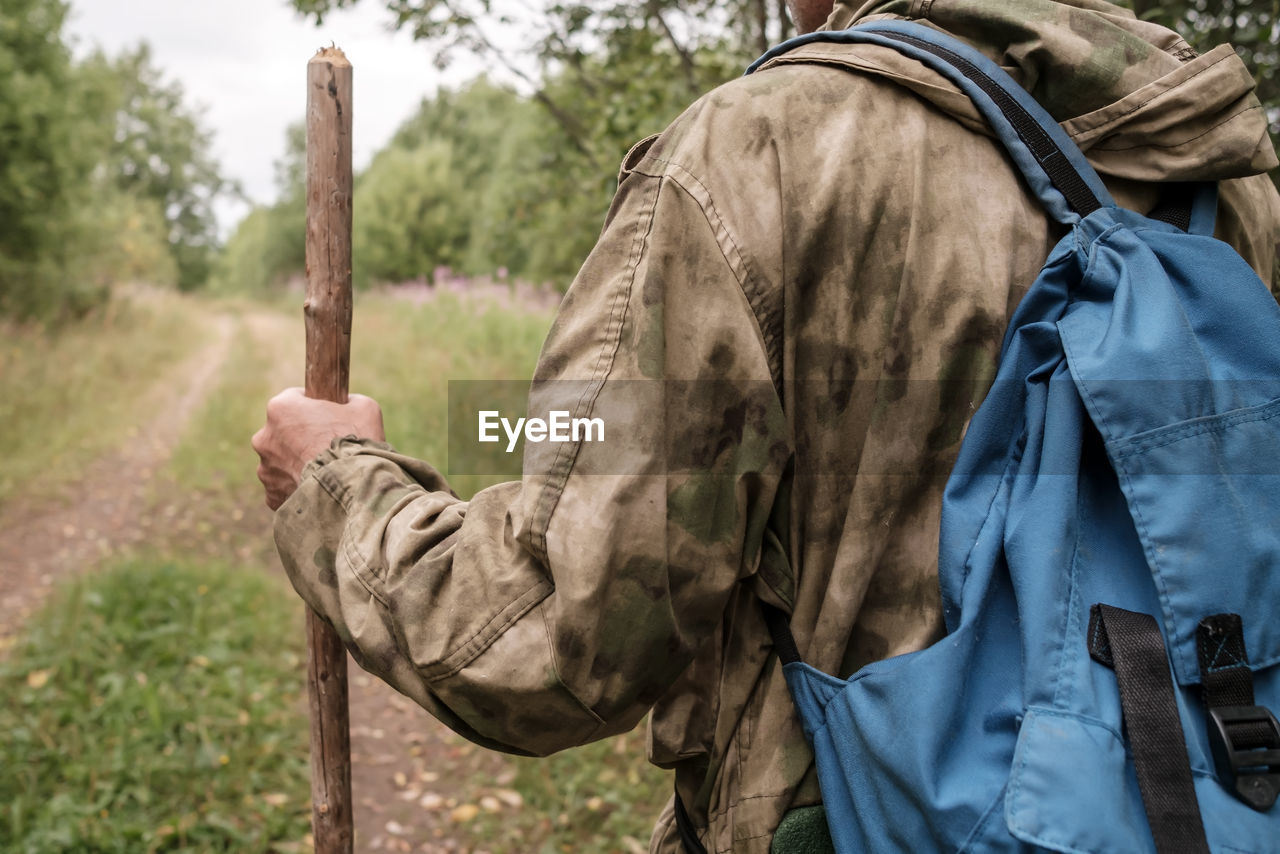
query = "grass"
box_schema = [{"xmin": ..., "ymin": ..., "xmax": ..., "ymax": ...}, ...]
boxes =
[
  {"xmin": 152, "ymin": 302, "xmax": 299, "ymax": 568},
  {"xmin": 0, "ymin": 558, "xmax": 311, "ymax": 854},
  {"xmin": 350, "ymin": 290, "xmax": 552, "ymax": 498},
  {"xmin": 161, "ymin": 288, "xmax": 554, "ymax": 503},
  {"xmin": 0, "ymin": 288, "xmax": 210, "ymax": 508}
]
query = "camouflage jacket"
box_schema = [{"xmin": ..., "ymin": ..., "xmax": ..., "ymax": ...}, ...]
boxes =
[{"xmin": 274, "ymin": 1, "xmax": 1280, "ymax": 851}]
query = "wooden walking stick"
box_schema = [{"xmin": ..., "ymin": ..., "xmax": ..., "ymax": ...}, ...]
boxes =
[{"xmin": 303, "ymin": 46, "xmax": 354, "ymax": 854}]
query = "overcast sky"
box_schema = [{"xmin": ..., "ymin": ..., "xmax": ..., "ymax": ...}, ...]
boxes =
[{"xmin": 66, "ymin": 0, "xmax": 498, "ymax": 235}]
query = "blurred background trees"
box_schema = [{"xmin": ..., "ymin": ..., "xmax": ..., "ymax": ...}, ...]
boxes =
[
  {"xmin": 4, "ymin": 0, "xmax": 1280, "ymax": 319},
  {"xmin": 84, "ymin": 44, "xmax": 232, "ymax": 291},
  {"xmin": 1, "ymin": 0, "xmax": 231, "ymax": 319},
  {"xmin": 1, "ymin": 0, "xmax": 108, "ymax": 319},
  {"xmin": 217, "ymin": 1, "xmax": 753, "ymax": 294}
]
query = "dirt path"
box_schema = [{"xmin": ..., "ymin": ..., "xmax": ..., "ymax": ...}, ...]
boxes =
[
  {"xmin": 0, "ymin": 313, "xmax": 235, "ymax": 652},
  {"xmin": 346, "ymin": 667, "xmax": 522, "ymax": 854}
]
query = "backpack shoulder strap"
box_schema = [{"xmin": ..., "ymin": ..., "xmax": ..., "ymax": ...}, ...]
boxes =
[{"xmin": 747, "ymin": 20, "xmax": 1117, "ymax": 226}]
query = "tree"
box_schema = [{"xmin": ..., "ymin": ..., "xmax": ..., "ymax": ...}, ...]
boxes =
[
  {"xmin": 284, "ymin": 0, "xmax": 758, "ymax": 288},
  {"xmin": 352, "ymin": 141, "xmax": 469, "ymax": 286},
  {"xmin": 275, "ymin": 0, "xmax": 1280, "ymax": 293},
  {"xmin": 289, "ymin": 1, "xmax": 754, "ymax": 172},
  {"xmin": 264, "ymin": 120, "xmax": 308, "ymax": 281},
  {"xmin": 85, "ymin": 191, "xmax": 180, "ymax": 288},
  {"xmin": 0, "ymin": 0, "xmax": 103, "ymax": 318},
  {"xmin": 209, "ymin": 122, "xmax": 305, "ymax": 293},
  {"xmin": 82, "ymin": 44, "xmax": 234, "ymax": 290},
  {"xmin": 389, "ymin": 79, "xmax": 544, "ymax": 276},
  {"xmin": 223, "ymin": 14, "xmax": 745, "ymax": 293}
]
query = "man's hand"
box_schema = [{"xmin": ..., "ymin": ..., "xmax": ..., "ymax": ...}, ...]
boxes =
[{"xmin": 252, "ymin": 387, "xmax": 385, "ymax": 510}]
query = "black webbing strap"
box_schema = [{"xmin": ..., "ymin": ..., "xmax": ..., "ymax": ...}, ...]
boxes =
[
  {"xmin": 1088, "ymin": 604, "xmax": 1210, "ymax": 854},
  {"xmin": 762, "ymin": 601, "xmax": 802, "ymax": 666},
  {"xmin": 873, "ymin": 30, "xmax": 1102, "ymax": 218},
  {"xmin": 1198, "ymin": 615, "xmax": 1266, "ymax": 740},
  {"xmin": 674, "ymin": 790, "xmax": 709, "ymax": 854},
  {"xmin": 1147, "ymin": 183, "xmax": 1196, "ymax": 232},
  {"xmin": 1196, "ymin": 614, "xmax": 1280, "ymax": 810}
]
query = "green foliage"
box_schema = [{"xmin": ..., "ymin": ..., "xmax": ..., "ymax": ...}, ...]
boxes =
[
  {"xmin": 0, "ymin": 288, "xmax": 662, "ymax": 853},
  {"xmin": 506, "ymin": 728, "xmax": 670, "ymax": 853},
  {"xmin": 83, "ymin": 190, "xmax": 181, "ymax": 288},
  {"xmin": 165, "ymin": 316, "xmax": 283, "ymax": 496},
  {"xmin": 82, "ymin": 44, "xmax": 233, "ymax": 290},
  {"xmin": 350, "ymin": 289, "xmax": 553, "ymax": 498},
  {"xmin": 0, "ymin": 0, "xmax": 104, "ymax": 319},
  {"xmin": 454, "ymin": 727, "xmax": 670, "ymax": 853},
  {"xmin": 354, "ymin": 142, "xmax": 470, "ymax": 286},
  {"xmin": 207, "ymin": 202, "xmax": 304, "ymax": 294},
  {"xmin": 262, "ymin": 0, "xmax": 1280, "ymax": 296},
  {"xmin": 517, "ymin": 24, "xmax": 740, "ymax": 282},
  {"xmin": 208, "ymin": 207, "xmax": 279, "ymax": 294},
  {"xmin": 0, "ymin": 4, "xmax": 231, "ymax": 318},
  {"xmin": 0, "ymin": 558, "xmax": 311, "ymax": 853},
  {"xmin": 289, "ymin": 0, "xmax": 783, "ymax": 102},
  {"xmin": 272, "ymin": 0, "xmax": 753, "ymax": 290},
  {"xmin": 209, "ymin": 123, "xmax": 305, "ymax": 294},
  {"xmin": 234, "ymin": 26, "xmax": 740, "ymax": 292},
  {"xmin": 387, "ymin": 80, "xmax": 544, "ymax": 276}
]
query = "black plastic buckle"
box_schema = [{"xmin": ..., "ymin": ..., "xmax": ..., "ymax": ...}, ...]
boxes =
[{"xmin": 1208, "ymin": 705, "xmax": 1280, "ymax": 811}]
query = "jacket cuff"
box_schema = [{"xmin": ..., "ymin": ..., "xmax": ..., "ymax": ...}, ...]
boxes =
[{"xmin": 301, "ymin": 434, "xmax": 396, "ymax": 481}]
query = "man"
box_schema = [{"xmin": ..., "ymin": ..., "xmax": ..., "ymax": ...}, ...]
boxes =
[{"xmin": 254, "ymin": 1, "xmax": 1280, "ymax": 851}]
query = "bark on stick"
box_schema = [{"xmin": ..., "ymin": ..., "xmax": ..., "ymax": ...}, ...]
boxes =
[{"xmin": 303, "ymin": 46, "xmax": 354, "ymax": 854}]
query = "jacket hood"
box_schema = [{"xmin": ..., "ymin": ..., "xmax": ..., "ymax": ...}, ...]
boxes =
[{"xmin": 783, "ymin": 0, "xmax": 1279, "ymax": 181}]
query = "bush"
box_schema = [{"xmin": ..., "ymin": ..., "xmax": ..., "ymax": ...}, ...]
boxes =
[
  {"xmin": 352, "ymin": 142, "xmax": 469, "ymax": 287},
  {"xmin": 208, "ymin": 206, "xmax": 293, "ymax": 295}
]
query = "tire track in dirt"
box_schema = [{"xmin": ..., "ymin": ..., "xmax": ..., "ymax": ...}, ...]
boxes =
[{"xmin": 0, "ymin": 313, "xmax": 235, "ymax": 654}]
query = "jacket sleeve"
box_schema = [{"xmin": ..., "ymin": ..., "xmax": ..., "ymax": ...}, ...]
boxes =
[{"xmin": 272, "ymin": 154, "xmax": 789, "ymax": 756}]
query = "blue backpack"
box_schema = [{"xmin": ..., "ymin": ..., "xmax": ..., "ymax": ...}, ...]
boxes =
[{"xmin": 746, "ymin": 20, "xmax": 1280, "ymax": 854}]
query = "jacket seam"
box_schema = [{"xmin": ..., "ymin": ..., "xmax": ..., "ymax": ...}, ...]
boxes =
[
  {"xmin": 1090, "ymin": 104, "xmax": 1264, "ymax": 153},
  {"xmin": 420, "ymin": 577, "xmax": 555, "ymax": 681},
  {"xmin": 340, "ymin": 533, "xmax": 390, "ymax": 608},
  {"xmin": 527, "ymin": 176, "xmax": 660, "ymax": 565},
  {"xmin": 309, "ymin": 468, "xmax": 395, "ymax": 610},
  {"xmin": 710, "ymin": 791, "xmax": 795, "ymax": 817},
  {"xmin": 312, "ymin": 462, "xmax": 349, "ymax": 511},
  {"xmin": 1108, "ymin": 397, "xmax": 1280, "ymax": 459},
  {"xmin": 759, "ymin": 45, "xmax": 924, "ymax": 84},
  {"xmin": 706, "ymin": 789, "xmax": 808, "ymax": 834},
  {"xmin": 540, "ymin": 601, "xmax": 609, "ymax": 732},
  {"xmin": 321, "ymin": 463, "xmax": 563, "ymax": 685},
  {"xmin": 641, "ymin": 153, "xmax": 783, "ymax": 390}
]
